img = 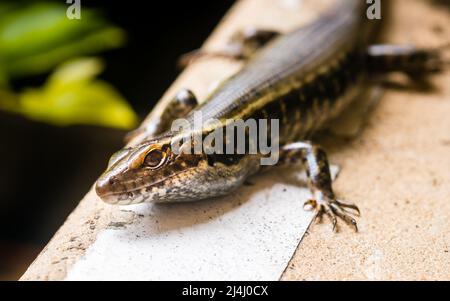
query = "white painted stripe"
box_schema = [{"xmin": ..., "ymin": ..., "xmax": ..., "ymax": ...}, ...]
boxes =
[{"xmin": 66, "ymin": 166, "xmax": 338, "ymax": 281}]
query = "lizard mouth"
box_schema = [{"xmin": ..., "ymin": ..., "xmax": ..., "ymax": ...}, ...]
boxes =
[
  {"xmin": 96, "ymin": 176, "xmax": 153, "ymax": 205},
  {"xmin": 99, "ymin": 190, "xmax": 145, "ymax": 205},
  {"xmin": 96, "ymin": 168, "xmax": 198, "ymax": 205},
  {"xmin": 97, "ymin": 182, "xmax": 160, "ymax": 205}
]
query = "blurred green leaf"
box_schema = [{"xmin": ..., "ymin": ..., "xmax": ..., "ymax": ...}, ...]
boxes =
[
  {"xmin": 48, "ymin": 56, "xmax": 103, "ymax": 87},
  {"xmin": 0, "ymin": 2, "xmax": 126, "ymax": 78},
  {"xmin": 0, "ymin": 3, "xmax": 136, "ymax": 130},
  {"xmin": 6, "ymin": 27, "xmax": 125, "ymax": 78},
  {"xmin": 15, "ymin": 58, "xmax": 138, "ymax": 129},
  {"xmin": 0, "ymin": 65, "xmax": 8, "ymax": 88}
]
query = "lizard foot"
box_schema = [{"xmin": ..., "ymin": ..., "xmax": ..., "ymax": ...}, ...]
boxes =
[{"xmin": 304, "ymin": 196, "xmax": 360, "ymax": 232}]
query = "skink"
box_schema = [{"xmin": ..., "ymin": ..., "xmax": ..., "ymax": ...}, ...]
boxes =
[{"xmin": 95, "ymin": 0, "xmax": 446, "ymax": 231}]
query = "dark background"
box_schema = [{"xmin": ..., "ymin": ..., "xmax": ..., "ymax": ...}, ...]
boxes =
[{"xmin": 0, "ymin": 0, "xmax": 234, "ymax": 279}]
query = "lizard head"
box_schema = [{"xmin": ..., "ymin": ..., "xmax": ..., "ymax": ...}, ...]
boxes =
[{"xmin": 95, "ymin": 133, "xmax": 259, "ymax": 205}]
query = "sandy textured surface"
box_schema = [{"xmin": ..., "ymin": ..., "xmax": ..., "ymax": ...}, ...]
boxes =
[
  {"xmin": 283, "ymin": 0, "xmax": 450, "ymax": 280},
  {"xmin": 21, "ymin": 0, "xmax": 450, "ymax": 280}
]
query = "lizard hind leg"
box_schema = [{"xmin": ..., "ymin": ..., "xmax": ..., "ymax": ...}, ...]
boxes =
[
  {"xmin": 367, "ymin": 42, "xmax": 450, "ymax": 76},
  {"xmin": 279, "ymin": 141, "xmax": 360, "ymax": 232}
]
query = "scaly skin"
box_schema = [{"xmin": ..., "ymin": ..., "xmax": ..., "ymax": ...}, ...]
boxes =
[{"xmin": 96, "ymin": 0, "xmax": 447, "ymax": 231}]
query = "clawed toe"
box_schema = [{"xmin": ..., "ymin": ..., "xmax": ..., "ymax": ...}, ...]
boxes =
[
  {"xmin": 304, "ymin": 198, "xmax": 360, "ymax": 232},
  {"xmin": 336, "ymin": 199, "xmax": 360, "ymax": 216}
]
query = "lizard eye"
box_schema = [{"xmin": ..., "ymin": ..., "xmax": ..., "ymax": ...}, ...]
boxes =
[{"xmin": 144, "ymin": 148, "xmax": 167, "ymax": 169}]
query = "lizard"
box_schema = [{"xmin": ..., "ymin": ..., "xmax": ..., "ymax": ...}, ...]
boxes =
[{"xmin": 95, "ymin": 0, "xmax": 448, "ymax": 231}]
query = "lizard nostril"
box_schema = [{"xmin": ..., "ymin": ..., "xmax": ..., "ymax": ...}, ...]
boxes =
[{"xmin": 96, "ymin": 175, "xmax": 115, "ymax": 197}]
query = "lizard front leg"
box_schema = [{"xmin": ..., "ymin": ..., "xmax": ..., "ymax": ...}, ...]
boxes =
[
  {"xmin": 125, "ymin": 88, "xmax": 198, "ymax": 144},
  {"xmin": 278, "ymin": 141, "xmax": 360, "ymax": 232}
]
